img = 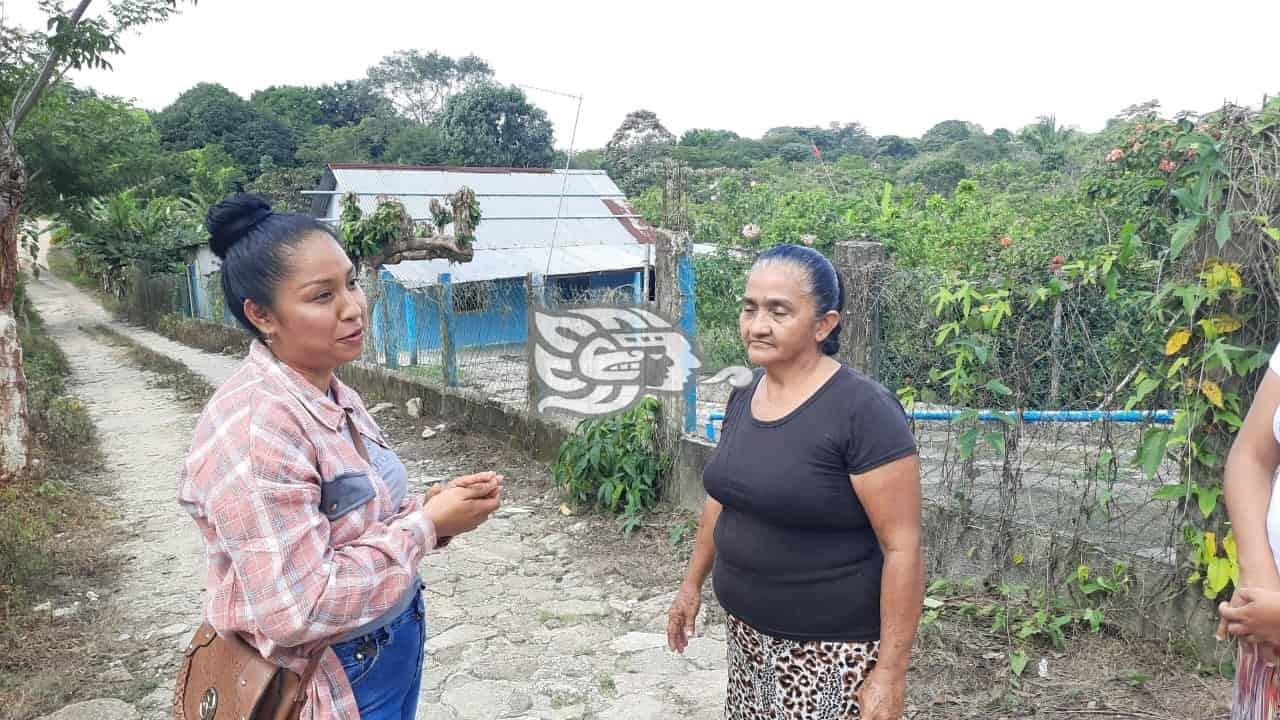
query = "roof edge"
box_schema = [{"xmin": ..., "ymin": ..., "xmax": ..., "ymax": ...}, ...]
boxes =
[{"xmin": 326, "ymin": 162, "xmax": 559, "ymax": 175}]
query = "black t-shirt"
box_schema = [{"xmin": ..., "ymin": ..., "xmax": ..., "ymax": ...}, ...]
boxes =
[{"xmin": 703, "ymin": 364, "xmax": 917, "ymax": 642}]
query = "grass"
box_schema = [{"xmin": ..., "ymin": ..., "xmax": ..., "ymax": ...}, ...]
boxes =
[
  {"xmin": 90, "ymin": 325, "xmax": 216, "ymax": 408},
  {"xmin": 0, "ymin": 273, "xmax": 122, "ymax": 719}
]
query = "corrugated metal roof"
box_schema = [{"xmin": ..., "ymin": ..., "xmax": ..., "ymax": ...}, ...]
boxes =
[
  {"xmin": 317, "ymin": 165, "xmax": 657, "ymax": 285},
  {"xmin": 381, "ymin": 244, "xmax": 648, "ymax": 288}
]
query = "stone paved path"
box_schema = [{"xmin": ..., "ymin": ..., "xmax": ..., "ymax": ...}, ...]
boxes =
[{"xmin": 28, "ymin": 273, "xmax": 727, "ymax": 720}]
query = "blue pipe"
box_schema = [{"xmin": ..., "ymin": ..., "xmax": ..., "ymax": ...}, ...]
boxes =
[{"xmin": 703, "ymin": 408, "xmax": 1175, "ymax": 442}]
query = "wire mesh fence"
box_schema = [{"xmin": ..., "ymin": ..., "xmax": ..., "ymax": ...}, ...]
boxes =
[{"xmin": 359, "ymin": 270, "xmax": 649, "ymax": 411}]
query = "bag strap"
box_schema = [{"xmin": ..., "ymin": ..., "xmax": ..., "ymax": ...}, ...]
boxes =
[{"xmin": 292, "ymin": 651, "xmax": 326, "ymax": 707}]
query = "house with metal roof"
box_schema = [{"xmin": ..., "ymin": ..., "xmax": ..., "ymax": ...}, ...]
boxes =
[{"xmin": 307, "ymin": 163, "xmax": 660, "ymax": 353}]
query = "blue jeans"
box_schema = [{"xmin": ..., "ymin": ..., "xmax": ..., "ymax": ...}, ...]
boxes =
[{"xmin": 332, "ymin": 587, "xmax": 426, "ymax": 720}]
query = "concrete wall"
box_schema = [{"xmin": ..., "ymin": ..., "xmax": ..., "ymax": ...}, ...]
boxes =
[{"xmin": 157, "ymin": 317, "xmax": 571, "ymax": 464}]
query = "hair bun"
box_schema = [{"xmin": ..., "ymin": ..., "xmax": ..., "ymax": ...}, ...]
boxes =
[{"xmin": 207, "ymin": 193, "xmax": 273, "ymax": 259}]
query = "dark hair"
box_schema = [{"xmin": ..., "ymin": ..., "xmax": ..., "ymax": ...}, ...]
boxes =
[
  {"xmin": 752, "ymin": 243, "xmax": 845, "ymax": 356},
  {"xmin": 206, "ymin": 193, "xmax": 337, "ymax": 337}
]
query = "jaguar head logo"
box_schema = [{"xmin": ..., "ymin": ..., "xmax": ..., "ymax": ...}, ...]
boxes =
[{"xmin": 531, "ymin": 305, "xmax": 702, "ymax": 417}]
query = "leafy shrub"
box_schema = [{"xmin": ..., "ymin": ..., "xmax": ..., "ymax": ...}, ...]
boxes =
[{"xmin": 553, "ymin": 397, "xmax": 669, "ymax": 533}]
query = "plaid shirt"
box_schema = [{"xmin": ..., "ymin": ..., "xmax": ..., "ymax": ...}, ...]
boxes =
[{"xmin": 180, "ymin": 341, "xmax": 436, "ymax": 720}]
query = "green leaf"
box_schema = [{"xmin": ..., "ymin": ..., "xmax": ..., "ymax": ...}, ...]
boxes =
[
  {"xmin": 1125, "ymin": 376, "xmax": 1161, "ymax": 411},
  {"xmin": 923, "ymin": 596, "xmax": 944, "ymax": 610},
  {"xmin": 1137, "ymin": 430, "xmax": 1171, "ymax": 479},
  {"xmin": 1216, "ymin": 210, "xmax": 1233, "ymax": 247},
  {"xmin": 985, "ymin": 380, "xmax": 1012, "ymax": 397},
  {"xmin": 1152, "ymin": 484, "xmax": 1189, "ymax": 501},
  {"xmin": 984, "ymin": 432, "xmax": 1006, "ymax": 455},
  {"xmin": 1197, "ymin": 487, "xmax": 1223, "ymax": 518},
  {"xmin": 1009, "ymin": 650, "xmax": 1029, "ymax": 677},
  {"xmin": 957, "ymin": 428, "xmax": 979, "ymax": 459},
  {"xmin": 1169, "ymin": 218, "xmax": 1200, "ymax": 261}
]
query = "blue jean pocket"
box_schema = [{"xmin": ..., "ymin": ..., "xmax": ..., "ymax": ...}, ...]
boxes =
[{"xmin": 334, "ymin": 636, "xmax": 382, "ymax": 688}]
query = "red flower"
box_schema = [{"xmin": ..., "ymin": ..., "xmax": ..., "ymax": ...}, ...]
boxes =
[
  {"xmin": 1159, "ymin": 158, "xmax": 1177, "ymax": 173},
  {"xmin": 1106, "ymin": 148, "xmax": 1126, "ymax": 163},
  {"xmin": 1000, "ymin": 235, "xmax": 1012, "ymax": 248}
]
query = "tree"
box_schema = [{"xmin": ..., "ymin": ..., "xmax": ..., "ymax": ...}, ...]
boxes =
[
  {"xmin": 437, "ymin": 84, "xmax": 555, "ymax": 168},
  {"xmin": 247, "ymin": 158, "xmax": 319, "ymax": 213},
  {"xmin": 153, "ymin": 83, "xmax": 296, "ymax": 174},
  {"xmin": 903, "ymin": 157, "xmax": 969, "ymax": 195},
  {"xmin": 604, "ymin": 110, "xmax": 675, "ymax": 195},
  {"xmin": 875, "ymin": 135, "xmax": 917, "ymax": 160},
  {"xmin": 1018, "ymin": 114, "xmax": 1073, "ymax": 171},
  {"xmin": 250, "ymin": 80, "xmax": 388, "ymax": 132},
  {"xmin": 18, "ymin": 84, "xmax": 163, "ymax": 216},
  {"xmin": 0, "ymin": 0, "xmax": 190, "ymax": 475},
  {"xmin": 366, "ymin": 50, "xmax": 493, "ymax": 125},
  {"xmin": 919, "ymin": 120, "xmax": 978, "ymax": 152}
]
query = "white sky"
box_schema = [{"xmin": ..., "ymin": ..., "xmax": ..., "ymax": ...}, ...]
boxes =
[{"xmin": 7, "ymin": 0, "xmax": 1280, "ymax": 150}]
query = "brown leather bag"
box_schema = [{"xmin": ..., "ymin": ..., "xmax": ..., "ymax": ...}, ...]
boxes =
[
  {"xmin": 172, "ymin": 624, "xmax": 322, "ymax": 720},
  {"xmin": 173, "ymin": 408, "xmax": 369, "ymax": 720}
]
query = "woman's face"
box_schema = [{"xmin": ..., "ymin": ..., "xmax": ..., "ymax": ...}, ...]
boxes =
[
  {"xmin": 246, "ymin": 232, "xmax": 367, "ymax": 385},
  {"xmin": 738, "ymin": 263, "xmax": 838, "ymax": 367}
]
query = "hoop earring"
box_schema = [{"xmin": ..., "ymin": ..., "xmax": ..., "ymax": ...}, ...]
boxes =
[{"xmin": 264, "ymin": 333, "xmax": 275, "ymax": 346}]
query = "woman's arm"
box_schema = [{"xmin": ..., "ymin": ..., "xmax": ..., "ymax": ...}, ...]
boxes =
[
  {"xmin": 684, "ymin": 497, "xmax": 722, "ymax": 588},
  {"xmin": 1224, "ymin": 371, "xmax": 1280, "ymax": 591},
  {"xmin": 668, "ymin": 497, "xmax": 722, "ymax": 652},
  {"xmin": 851, "ymin": 454, "xmax": 924, "ymax": 720},
  {"xmin": 202, "ymin": 411, "xmax": 434, "ymax": 649}
]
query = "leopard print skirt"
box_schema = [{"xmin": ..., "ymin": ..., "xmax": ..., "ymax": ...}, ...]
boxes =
[{"xmin": 726, "ymin": 615, "xmax": 880, "ymax": 720}]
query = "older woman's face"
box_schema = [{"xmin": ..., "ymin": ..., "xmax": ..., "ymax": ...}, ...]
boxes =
[
  {"xmin": 249, "ymin": 232, "xmax": 367, "ymax": 385},
  {"xmin": 739, "ymin": 263, "xmax": 827, "ymax": 366}
]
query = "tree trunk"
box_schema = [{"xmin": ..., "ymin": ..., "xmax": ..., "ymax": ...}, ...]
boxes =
[{"xmin": 0, "ymin": 136, "xmax": 30, "ymax": 477}]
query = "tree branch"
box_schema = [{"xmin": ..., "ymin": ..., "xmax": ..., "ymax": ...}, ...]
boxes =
[
  {"xmin": 10, "ymin": 0, "xmax": 94, "ymax": 134},
  {"xmin": 366, "ymin": 235, "xmax": 474, "ymax": 269}
]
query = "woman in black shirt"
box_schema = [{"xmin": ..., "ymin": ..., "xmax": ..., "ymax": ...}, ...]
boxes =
[{"xmin": 668, "ymin": 244, "xmax": 923, "ymax": 720}]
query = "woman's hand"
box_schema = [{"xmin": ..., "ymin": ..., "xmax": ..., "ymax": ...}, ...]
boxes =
[
  {"xmin": 857, "ymin": 669, "xmax": 906, "ymax": 720},
  {"xmin": 423, "ymin": 472, "xmax": 502, "ymax": 538},
  {"xmin": 425, "ymin": 471, "xmax": 502, "ymax": 501},
  {"xmin": 666, "ymin": 582, "xmax": 702, "ymax": 653},
  {"xmin": 1220, "ymin": 587, "xmax": 1280, "ymax": 649}
]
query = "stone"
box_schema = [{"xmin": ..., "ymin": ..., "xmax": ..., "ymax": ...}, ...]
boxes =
[
  {"xmin": 369, "ymin": 402, "xmax": 394, "ymax": 416},
  {"xmin": 538, "ymin": 599, "xmax": 609, "ymax": 619},
  {"xmin": 441, "ymin": 680, "xmax": 523, "ymax": 720},
  {"xmin": 52, "ymin": 603, "xmax": 80, "ymax": 619},
  {"xmin": 98, "ymin": 667, "xmax": 135, "ymax": 683},
  {"xmin": 598, "ymin": 694, "xmax": 665, "ymax": 720},
  {"xmin": 422, "ymin": 426, "xmax": 438, "ymax": 439},
  {"xmin": 156, "ymin": 622, "xmax": 188, "ymax": 639},
  {"xmin": 428, "ymin": 624, "xmax": 499, "ymax": 653},
  {"xmin": 36, "ymin": 699, "xmax": 138, "ymax": 720},
  {"xmin": 608, "ymin": 631, "xmax": 667, "ymax": 655},
  {"xmin": 406, "ymin": 398, "xmax": 423, "ymax": 418}
]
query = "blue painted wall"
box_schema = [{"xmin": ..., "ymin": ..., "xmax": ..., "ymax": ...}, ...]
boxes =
[{"xmin": 373, "ymin": 270, "xmax": 642, "ymax": 357}]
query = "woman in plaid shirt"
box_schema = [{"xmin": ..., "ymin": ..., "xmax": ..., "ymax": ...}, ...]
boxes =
[{"xmin": 180, "ymin": 194, "xmax": 502, "ymax": 720}]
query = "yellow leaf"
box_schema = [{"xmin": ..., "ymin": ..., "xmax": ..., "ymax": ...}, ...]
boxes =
[
  {"xmin": 1165, "ymin": 329, "xmax": 1191, "ymax": 356},
  {"xmin": 1012, "ymin": 552, "xmax": 1025, "ymax": 566},
  {"xmin": 1204, "ymin": 531, "xmax": 1217, "ymax": 560},
  {"xmin": 1210, "ymin": 316, "xmax": 1243, "ymax": 334},
  {"xmin": 1224, "ymin": 532, "xmax": 1241, "ymax": 586},
  {"xmin": 1200, "ymin": 380, "xmax": 1224, "ymax": 409}
]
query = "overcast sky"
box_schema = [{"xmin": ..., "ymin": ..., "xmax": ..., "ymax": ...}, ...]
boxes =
[{"xmin": 8, "ymin": 0, "xmax": 1280, "ymax": 150}]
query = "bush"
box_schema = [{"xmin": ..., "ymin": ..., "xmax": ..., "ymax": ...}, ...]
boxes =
[{"xmin": 553, "ymin": 397, "xmax": 669, "ymax": 535}]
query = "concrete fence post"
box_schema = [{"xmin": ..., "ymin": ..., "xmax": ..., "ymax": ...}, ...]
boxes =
[
  {"xmin": 438, "ymin": 273, "xmax": 458, "ymax": 386},
  {"xmin": 833, "ymin": 241, "xmax": 889, "ymax": 378}
]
